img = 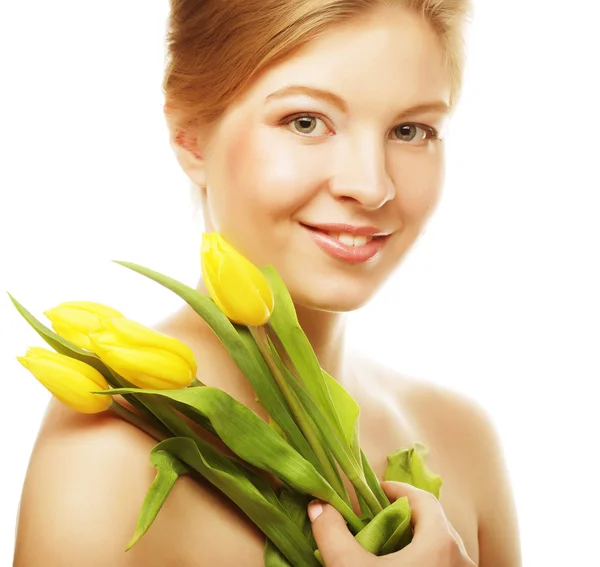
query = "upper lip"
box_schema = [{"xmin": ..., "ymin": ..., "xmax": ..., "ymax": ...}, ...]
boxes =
[{"xmin": 301, "ymin": 222, "xmax": 391, "ymax": 237}]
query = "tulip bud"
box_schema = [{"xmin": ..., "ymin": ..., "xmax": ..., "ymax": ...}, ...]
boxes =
[
  {"xmin": 17, "ymin": 347, "xmax": 112, "ymax": 414},
  {"xmin": 200, "ymin": 232, "xmax": 274, "ymax": 326},
  {"xmin": 44, "ymin": 301, "xmax": 125, "ymax": 350},
  {"xmin": 89, "ymin": 318, "xmax": 197, "ymax": 389}
]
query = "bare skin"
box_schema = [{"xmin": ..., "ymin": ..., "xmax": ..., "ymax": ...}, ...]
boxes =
[{"xmin": 14, "ymin": 308, "xmax": 521, "ymax": 566}]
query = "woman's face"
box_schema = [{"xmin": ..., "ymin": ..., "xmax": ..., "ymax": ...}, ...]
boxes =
[{"xmin": 197, "ymin": 6, "xmax": 451, "ymax": 312}]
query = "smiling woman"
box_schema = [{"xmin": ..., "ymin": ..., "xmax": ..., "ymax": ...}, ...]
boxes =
[{"xmin": 12, "ymin": 1, "xmax": 523, "ymax": 566}]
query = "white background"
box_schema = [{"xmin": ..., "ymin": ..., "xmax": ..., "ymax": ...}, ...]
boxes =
[{"xmin": 1, "ymin": 1, "xmax": 599, "ymax": 564}]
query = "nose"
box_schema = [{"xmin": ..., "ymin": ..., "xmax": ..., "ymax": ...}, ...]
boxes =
[{"xmin": 328, "ymin": 136, "xmax": 395, "ymax": 210}]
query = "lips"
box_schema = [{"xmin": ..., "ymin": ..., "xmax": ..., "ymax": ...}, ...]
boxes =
[
  {"xmin": 301, "ymin": 223, "xmax": 389, "ymax": 237},
  {"xmin": 300, "ymin": 223, "xmax": 391, "ymax": 264}
]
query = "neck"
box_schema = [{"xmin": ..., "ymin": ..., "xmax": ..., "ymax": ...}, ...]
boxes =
[
  {"xmin": 188, "ymin": 277, "xmax": 350, "ymax": 383},
  {"xmin": 294, "ymin": 303, "xmax": 349, "ymax": 382}
]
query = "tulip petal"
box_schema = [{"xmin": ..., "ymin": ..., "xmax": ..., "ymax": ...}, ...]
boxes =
[
  {"xmin": 51, "ymin": 322, "xmax": 94, "ymax": 350},
  {"xmin": 97, "ymin": 319, "xmax": 197, "ymax": 377},
  {"xmin": 201, "ymin": 251, "xmax": 229, "ymax": 315},
  {"xmin": 18, "ymin": 348, "xmax": 111, "ymax": 413},
  {"xmin": 216, "ymin": 256, "xmax": 271, "ymax": 326},
  {"xmin": 52, "ymin": 301, "xmax": 124, "ymax": 319},
  {"xmin": 217, "ymin": 237, "xmax": 274, "ymax": 314},
  {"xmin": 91, "ymin": 344, "xmax": 194, "ymax": 389},
  {"xmin": 200, "ymin": 232, "xmax": 273, "ymax": 325}
]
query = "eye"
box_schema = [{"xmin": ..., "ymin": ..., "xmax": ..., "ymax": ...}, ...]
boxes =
[
  {"xmin": 390, "ymin": 123, "xmax": 440, "ymax": 145},
  {"xmin": 282, "ymin": 113, "xmax": 331, "ymax": 137}
]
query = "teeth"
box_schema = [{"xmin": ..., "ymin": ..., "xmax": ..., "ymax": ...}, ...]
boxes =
[
  {"xmin": 338, "ymin": 233, "xmax": 355, "ymax": 246},
  {"xmin": 327, "ymin": 232, "xmax": 373, "ymax": 247}
]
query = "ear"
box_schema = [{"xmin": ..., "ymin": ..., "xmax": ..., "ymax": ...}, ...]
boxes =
[{"xmin": 163, "ymin": 107, "xmax": 207, "ymax": 188}]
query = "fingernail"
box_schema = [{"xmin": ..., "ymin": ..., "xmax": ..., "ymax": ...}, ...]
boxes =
[{"xmin": 308, "ymin": 501, "xmax": 324, "ymax": 522}]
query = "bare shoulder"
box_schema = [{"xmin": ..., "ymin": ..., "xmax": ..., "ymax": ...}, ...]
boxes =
[
  {"xmin": 14, "ymin": 399, "xmax": 265, "ymax": 567},
  {"xmin": 368, "ymin": 359, "xmax": 522, "ymax": 567}
]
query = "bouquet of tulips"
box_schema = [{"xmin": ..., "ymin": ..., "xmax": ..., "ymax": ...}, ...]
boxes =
[{"xmin": 12, "ymin": 232, "xmax": 442, "ymax": 566}]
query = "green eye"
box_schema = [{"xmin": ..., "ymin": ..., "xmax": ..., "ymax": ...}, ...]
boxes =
[
  {"xmin": 292, "ymin": 116, "xmax": 318, "ymax": 134},
  {"xmin": 392, "ymin": 123, "xmax": 438, "ymax": 143},
  {"xmin": 282, "ymin": 113, "xmax": 330, "ymax": 136}
]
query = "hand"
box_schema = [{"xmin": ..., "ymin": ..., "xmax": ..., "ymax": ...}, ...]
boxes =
[{"xmin": 308, "ymin": 481, "xmax": 476, "ymax": 566}]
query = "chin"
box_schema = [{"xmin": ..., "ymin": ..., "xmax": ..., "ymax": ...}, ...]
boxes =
[{"xmin": 287, "ymin": 276, "xmax": 377, "ymax": 314}]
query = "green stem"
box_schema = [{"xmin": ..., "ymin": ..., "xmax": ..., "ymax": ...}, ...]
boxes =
[
  {"xmin": 281, "ymin": 367, "xmax": 383, "ymax": 517},
  {"xmin": 109, "ymin": 402, "xmax": 170, "ymax": 442},
  {"xmin": 191, "ymin": 377, "xmax": 205, "ymax": 387},
  {"xmin": 249, "ymin": 325, "xmax": 349, "ymax": 503}
]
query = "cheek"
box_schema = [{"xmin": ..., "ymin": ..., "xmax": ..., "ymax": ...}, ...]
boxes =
[
  {"xmin": 216, "ymin": 126, "xmax": 327, "ymax": 223},
  {"xmin": 393, "ymin": 149, "xmax": 445, "ymax": 222}
]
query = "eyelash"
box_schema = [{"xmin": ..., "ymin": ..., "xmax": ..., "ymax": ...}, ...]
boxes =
[{"xmin": 280, "ymin": 112, "xmax": 442, "ymax": 143}]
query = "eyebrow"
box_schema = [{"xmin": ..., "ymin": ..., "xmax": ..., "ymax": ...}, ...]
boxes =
[{"xmin": 265, "ymin": 85, "xmax": 450, "ymax": 119}]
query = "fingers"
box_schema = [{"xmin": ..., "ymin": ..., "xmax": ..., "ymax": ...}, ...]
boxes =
[
  {"xmin": 382, "ymin": 481, "xmax": 469, "ymax": 559},
  {"xmin": 381, "ymin": 481, "xmax": 448, "ymax": 534},
  {"xmin": 308, "ymin": 500, "xmax": 372, "ymax": 567}
]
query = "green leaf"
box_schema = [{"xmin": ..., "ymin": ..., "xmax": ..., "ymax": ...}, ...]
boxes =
[
  {"xmin": 322, "ymin": 372, "xmax": 393, "ymax": 511},
  {"xmin": 235, "ymin": 325, "xmax": 320, "ymax": 470},
  {"xmin": 354, "ymin": 495, "xmax": 412, "ymax": 555},
  {"xmin": 258, "ymin": 334, "xmax": 381, "ymax": 516},
  {"xmin": 384, "ymin": 443, "xmax": 443, "ymax": 499},
  {"xmin": 261, "ymin": 268, "xmax": 385, "ymax": 517},
  {"xmin": 264, "ymin": 545, "xmax": 293, "ymax": 567},
  {"xmin": 101, "ymin": 385, "xmax": 362, "ymax": 532},
  {"xmin": 322, "ymin": 370, "xmax": 359, "ymax": 452},
  {"xmin": 153, "ymin": 437, "xmax": 321, "ymax": 567},
  {"xmin": 261, "ymin": 268, "xmax": 349, "ymax": 454},
  {"xmin": 265, "ymin": 488, "xmax": 316, "ymax": 567},
  {"xmin": 112, "ymin": 261, "xmax": 318, "ymax": 467},
  {"xmin": 361, "ymin": 448, "xmax": 391, "ymax": 510},
  {"xmin": 313, "ymin": 496, "xmax": 412, "ymax": 564},
  {"xmin": 126, "ymin": 450, "xmax": 190, "ymax": 550},
  {"xmin": 262, "ymin": 330, "xmax": 350, "ymax": 506},
  {"xmin": 269, "ymin": 415, "xmax": 288, "ymax": 442}
]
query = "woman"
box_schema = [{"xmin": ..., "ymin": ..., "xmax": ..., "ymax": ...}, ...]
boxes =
[{"xmin": 14, "ymin": 1, "xmax": 521, "ymax": 565}]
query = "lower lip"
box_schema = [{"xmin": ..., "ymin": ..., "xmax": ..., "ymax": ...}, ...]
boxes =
[{"xmin": 302, "ymin": 225, "xmax": 389, "ymax": 264}]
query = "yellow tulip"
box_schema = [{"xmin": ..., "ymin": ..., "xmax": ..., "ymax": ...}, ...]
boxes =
[
  {"xmin": 17, "ymin": 347, "xmax": 112, "ymax": 414},
  {"xmin": 89, "ymin": 318, "xmax": 197, "ymax": 389},
  {"xmin": 44, "ymin": 301, "xmax": 125, "ymax": 350},
  {"xmin": 201, "ymin": 232, "xmax": 274, "ymax": 326}
]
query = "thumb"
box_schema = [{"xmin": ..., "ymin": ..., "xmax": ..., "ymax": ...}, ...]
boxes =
[{"xmin": 308, "ymin": 500, "xmax": 371, "ymax": 566}]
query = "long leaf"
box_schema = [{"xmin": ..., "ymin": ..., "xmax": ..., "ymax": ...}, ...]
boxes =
[
  {"xmin": 259, "ymin": 341, "xmax": 382, "ymax": 516},
  {"xmin": 236, "ymin": 325, "xmax": 321, "ymax": 472},
  {"xmin": 361, "ymin": 448, "xmax": 391, "ymax": 510},
  {"xmin": 112, "ymin": 261, "xmax": 318, "ymax": 466},
  {"xmin": 264, "ymin": 332, "xmax": 350, "ymax": 506},
  {"xmin": 313, "ymin": 497, "xmax": 412, "ymax": 564},
  {"xmin": 153, "ymin": 437, "xmax": 321, "ymax": 567},
  {"xmin": 265, "ymin": 488, "xmax": 316, "ymax": 567},
  {"xmin": 101, "ymin": 386, "xmax": 363, "ymax": 533},
  {"xmin": 261, "ymin": 268, "xmax": 349, "ymax": 455},
  {"xmin": 126, "ymin": 450, "xmax": 190, "ymax": 550},
  {"xmin": 354, "ymin": 495, "xmax": 412, "ymax": 555}
]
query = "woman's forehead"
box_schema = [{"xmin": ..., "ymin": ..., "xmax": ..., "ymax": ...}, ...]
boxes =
[{"xmin": 243, "ymin": 9, "xmax": 449, "ymax": 108}]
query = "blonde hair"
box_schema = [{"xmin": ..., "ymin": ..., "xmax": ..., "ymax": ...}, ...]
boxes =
[{"xmin": 164, "ymin": 0, "xmax": 473, "ymax": 135}]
